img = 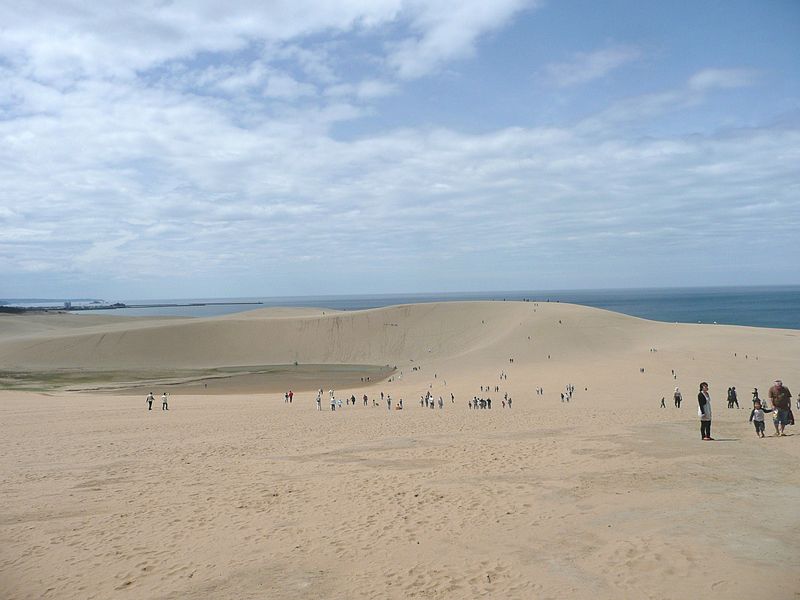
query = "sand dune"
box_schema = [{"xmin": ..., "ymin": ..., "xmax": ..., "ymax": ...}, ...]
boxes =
[
  {"xmin": 1, "ymin": 302, "xmax": 799, "ymax": 599},
  {"xmin": 1, "ymin": 301, "xmax": 796, "ymax": 373}
]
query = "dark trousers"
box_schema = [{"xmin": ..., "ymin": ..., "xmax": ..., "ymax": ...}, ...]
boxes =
[
  {"xmin": 700, "ymin": 420, "xmax": 711, "ymax": 439},
  {"xmin": 753, "ymin": 421, "xmax": 765, "ymax": 434},
  {"xmin": 147, "ymin": 401, "xmax": 153, "ymax": 410}
]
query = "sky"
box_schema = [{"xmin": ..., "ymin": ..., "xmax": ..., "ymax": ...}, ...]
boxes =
[{"xmin": 1, "ymin": 0, "xmax": 798, "ymax": 300}]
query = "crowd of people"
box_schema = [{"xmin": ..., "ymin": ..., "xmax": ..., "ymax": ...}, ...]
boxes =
[
  {"xmin": 142, "ymin": 368, "xmax": 795, "ymax": 445},
  {"xmin": 468, "ymin": 395, "xmax": 513, "ymax": 409}
]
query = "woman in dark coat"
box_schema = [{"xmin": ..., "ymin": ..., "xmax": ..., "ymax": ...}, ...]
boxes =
[{"xmin": 698, "ymin": 382, "xmax": 713, "ymax": 440}]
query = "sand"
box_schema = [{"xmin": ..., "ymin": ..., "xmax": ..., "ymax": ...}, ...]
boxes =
[{"xmin": 1, "ymin": 301, "xmax": 799, "ymax": 599}]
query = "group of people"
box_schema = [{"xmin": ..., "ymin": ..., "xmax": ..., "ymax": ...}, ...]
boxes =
[
  {"xmin": 697, "ymin": 379, "xmax": 793, "ymax": 440},
  {"xmin": 316, "ymin": 389, "xmax": 402, "ymax": 411},
  {"xmin": 145, "ymin": 392, "xmax": 168, "ymax": 410},
  {"xmin": 468, "ymin": 395, "xmax": 513, "ymax": 409},
  {"xmin": 469, "ymin": 397, "xmax": 492, "ymax": 409},
  {"xmin": 750, "ymin": 380, "xmax": 794, "ymax": 437},
  {"xmin": 419, "ymin": 392, "xmax": 455, "ymax": 409},
  {"xmin": 560, "ymin": 384, "xmax": 575, "ymax": 403}
]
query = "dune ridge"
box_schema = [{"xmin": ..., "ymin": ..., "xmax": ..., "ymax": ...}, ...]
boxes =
[{"xmin": 2, "ymin": 301, "xmax": 795, "ymax": 373}]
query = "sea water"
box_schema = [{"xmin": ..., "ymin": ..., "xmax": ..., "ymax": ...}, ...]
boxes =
[{"xmin": 100, "ymin": 286, "xmax": 800, "ymax": 330}]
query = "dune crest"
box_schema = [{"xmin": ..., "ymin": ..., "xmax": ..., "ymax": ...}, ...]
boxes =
[{"xmin": 0, "ymin": 301, "xmax": 796, "ymax": 373}]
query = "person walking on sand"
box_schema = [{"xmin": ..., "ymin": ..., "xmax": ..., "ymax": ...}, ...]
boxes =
[
  {"xmin": 698, "ymin": 382, "xmax": 713, "ymax": 440},
  {"xmin": 674, "ymin": 387, "xmax": 682, "ymax": 408},
  {"xmin": 660, "ymin": 396, "xmax": 666, "ymax": 408},
  {"xmin": 146, "ymin": 392, "xmax": 154, "ymax": 411},
  {"xmin": 316, "ymin": 393, "xmax": 322, "ymax": 411},
  {"xmin": 161, "ymin": 393, "xmax": 169, "ymax": 410},
  {"xmin": 749, "ymin": 400, "xmax": 773, "ymax": 438},
  {"xmin": 767, "ymin": 379, "xmax": 792, "ymax": 436},
  {"xmin": 730, "ymin": 386, "xmax": 739, "ymax": 408}
]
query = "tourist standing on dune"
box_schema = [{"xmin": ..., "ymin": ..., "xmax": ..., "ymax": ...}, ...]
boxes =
[
  {"xmin": 767, "ymin": 380, "xmax": 792, "ymax": 436},
  {"xmin": 698, "ymin": 382, "xmax": 713, "ymax": 440},
  {"xmin": 674, "ymin": 387, "xmax": 682, "ymax": 407},
  {"xmin": 146, "ymin": 392, "xmax": 154, "ymax": 411},
  {"xmin": 161, "ymin": 393, "xmax": 168, "ymax": 410}
]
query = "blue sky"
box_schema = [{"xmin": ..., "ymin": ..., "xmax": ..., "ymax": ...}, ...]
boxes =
[{"xmin": 1, "ymin": 0, "xmax": 798, "ymax": 299}]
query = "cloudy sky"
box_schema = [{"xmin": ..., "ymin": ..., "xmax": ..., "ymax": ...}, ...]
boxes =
[{"xmin": 1, "ymin": 0, "xmax": 798, "ymax": 299}]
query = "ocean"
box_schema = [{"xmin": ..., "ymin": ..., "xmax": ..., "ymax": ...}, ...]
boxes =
[{"xmin": 94, "ymin": 286, "xmax": 800, "ymax": 330}]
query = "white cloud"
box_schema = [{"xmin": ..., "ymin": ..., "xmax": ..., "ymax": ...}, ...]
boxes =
[
  {"xmin": 263, "ymin": 72, "xmax": 317, "ymax": 99},
  {"xmin": 387, "ymin": 0, "xmax": 536, "ymax": 78},
  {"xmin": 687, "ymin": 68, "xmax": 758, "ymax": 91},
  {"xmin": 0, "ymin": 3, "xmax": 795, "ymax": 296},
  {"xmin": 577, "ymin": 68, "xmax": 760, "ymax": 132},
  {"xmin": 2, "ymin": 71, "xmax": 796, "ymax": 287},
  {"xmin": 543, "ymin": 44, "xmax": 641, "ymax": 87},
  {"xmin": 325, "ymin": 79, "xmax": 398, "ymax": 99},
  {"xmin": 0, "ymin": 1, "xmax": 535, "ymax": 84}
]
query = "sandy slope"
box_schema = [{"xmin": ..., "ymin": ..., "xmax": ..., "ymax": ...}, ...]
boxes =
[
  {"xmin": 1, "ymin": 301, "xmax": 796, "ymax": 374},
  {"xmin": 1, "ymin": 302, "xmax": 799, "ymax": 599}
]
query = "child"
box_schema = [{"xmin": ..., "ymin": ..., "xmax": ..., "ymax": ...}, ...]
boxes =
[{"xmin": 749, "ymin": 401, "xmax": 773, "ymax": 438}]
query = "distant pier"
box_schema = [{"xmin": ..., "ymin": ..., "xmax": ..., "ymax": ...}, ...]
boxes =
[{"xmin": 0, "ymin": 301, "xmax": 264, "ymax": 314}]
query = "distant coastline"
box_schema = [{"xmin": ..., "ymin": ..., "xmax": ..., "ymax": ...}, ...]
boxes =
[
  {"xmin": 0, "ymin": 301, "xmax": 264, "ymax": 314},
  {"xmin": 2, "ymin": 285, "xmax": 799, "ymax": 330}
]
